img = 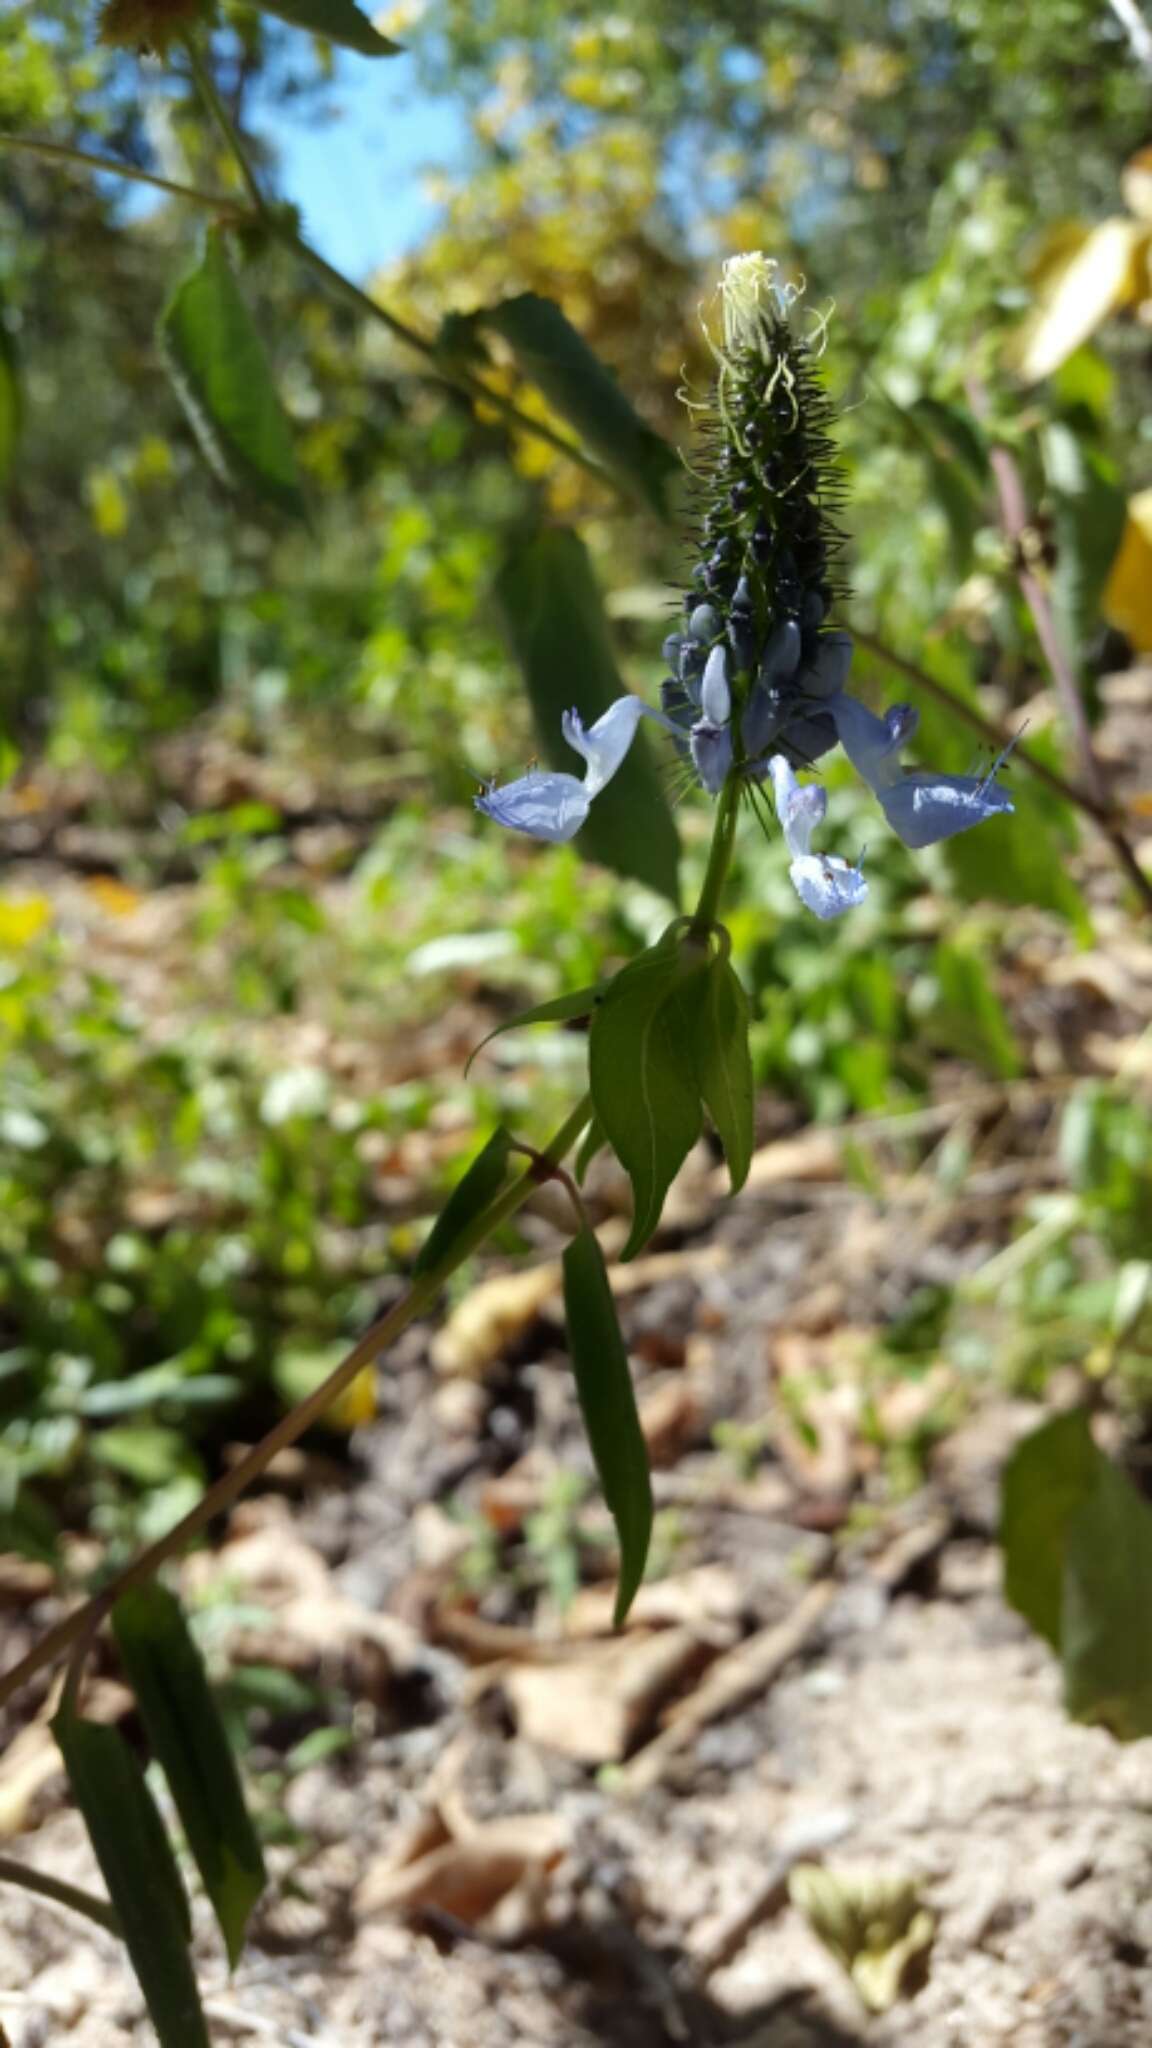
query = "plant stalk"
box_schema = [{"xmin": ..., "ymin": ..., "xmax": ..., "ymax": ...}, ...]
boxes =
[
  {"xmin": 0, "ymin": 1096, "xmax": 592, "ymax": 1714},
  {"xmin": 0, "ymin": 1853, "xmax": 121, "ymax": 1937}
]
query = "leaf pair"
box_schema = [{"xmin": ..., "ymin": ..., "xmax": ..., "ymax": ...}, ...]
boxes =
[
  {"xmin": 589, "ymin": 924, "xmax": 753, "ymax": 1260},
  {"xmin": 54, "ymin": 1586, "xmax": 266, "ymax": 2048},
  {"xmin": 1002, "ymin": 1409, "xmax": 1152, "ymax": 1739}
]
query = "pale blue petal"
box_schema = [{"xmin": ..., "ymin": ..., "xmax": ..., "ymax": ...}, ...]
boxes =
[
  {"xmin": 475, "ymin": 771, "xmax": 591, "ymax": 843},
  {"xmin": 789, "ymin": 853, "xmax": 869, "ymax": 920},
  {"xmin": 878, "ymin": 771, "xmax": 1015, "ymax": 849},
  {"xmin": 701, "ymin": 644, "xmax": 732, "ymax": 726},
  {"xmin": 560, "ymin": 694, "xmax": 651, "ymax": 797},
  {"xmin": 826, "ymin": 691, "xmax": 904, "ymax": 790},
  {"xmin": 690, "ymin": 720, "xmax": 733, "ymax": 795}
]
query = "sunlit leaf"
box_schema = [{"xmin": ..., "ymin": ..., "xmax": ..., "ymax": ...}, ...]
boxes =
[
  {"xmin": 160, "ymin": 229, "xmax": 305, "ymax": 518},
  {"xmin": 53, "ymin": 1704, "xmax": 209, "ymax": 2048},
  {"xmin": 481, "ymin": 293, "xmax": 677, "ymax": 518},
  {"xmin": 588, "ymin": 928, "xmax": 703, "ymax": 1258},
  {"xmin": 562, "ymin": 1222, "xmax": 652, "ymax": 1624},
  {"xmin": 112, "ymin": 1585, "xmax": 267, "ymax": 1967},
  {"xmin": 1104, "ymin": 487, "xmax": 1152, "ymax": 652},
  {"xmin": 1010, "ymin": 217, "xmax": 1146, "ymax": 383},
  {"xmin": 414, "ymin": 1125, "xmax": 514, "ymax": 1277},
  {"xmin": 254, "ymin": 0, "xmax": 401, "ymax": 55},
  {"xmin": 1121, "ymin": 144, "xmax": 1152, "ymax": 225},
  {"xmin": 495, "ymin": 527, "xmax": 680, "ymax": 905}
]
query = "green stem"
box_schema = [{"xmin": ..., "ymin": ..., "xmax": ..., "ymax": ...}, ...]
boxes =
[
  {"xmin": 0, "ymin": 1095, "xmax": 592, "ymax": 1714},
  {"xmin": 691, "ymin": 779, "xmax": 741, "ymax": 932},
  {"xmin": 181, "ymin": 37, "xmax": 269, "ymax": 220},
  {"xmin": 0, "ymin": 132, "xmax": 237, "ymax": 213},
  {"xmin": 0, "ymin": 1853, "xmax": 121, "ymax": 1937}
]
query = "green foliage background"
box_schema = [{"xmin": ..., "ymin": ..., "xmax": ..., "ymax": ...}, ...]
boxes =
[{"xmin": 2, "ymin": 0, "xmax": 1151, "ymax": 1565}]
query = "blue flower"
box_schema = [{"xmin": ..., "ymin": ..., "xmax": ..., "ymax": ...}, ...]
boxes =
[
  {"xmin": 826, "ymin": 689, "xmax": 1016, "ymax": 849},
  {"xmin": 474, "ymin": 694, "xmax": 659, "ymax": 843},
  {"xmin": 768, "ymin": 754, "xmax": 867, "ymax": 920}
]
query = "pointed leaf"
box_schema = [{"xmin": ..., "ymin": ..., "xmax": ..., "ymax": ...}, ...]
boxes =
[
  {"xmin": 53, "ymin": 1706, "xmax": 209, "ymax": 2048},
  {"xmin": 482, "ymin": 293, "xmax": 676, "ymax": 518},
  {"xmin": 589, "ymin": 930, "xmax": 703, "ymax": 1258},
  {"xmin": 112, "ymin": 1584, "xmax": 266, "ymax": 1968},
  {"xmin": 563, "ymin": 1222, "xmax": 652, "ymax": 1624},
  {"xmin": 495, "ymin": 527, "xmax": 680, "ymax": 905},
  {"xmin": 465, "ymin": 985, "xmax": 603, "ymax": 1077},
  {"xmin": 414, "ymin": 1126, "xmax": 514, "ymax": 1277},
  {"xmin": 160, "ymin": 229, "xmax": 305, "ymax": 518},
  {"xmin": 255, "ymin": 0, "xmax": 401, "ymax": 54},
  {"xmin": 1063, "ymin": 1452, "xmax": 1152, "ymax": 1739},
  {"xmin": 574, "ymin": 1112, "xmax": 608, "ymax": 1185},
  {"xmin": 1001, "ymin": 1408, "xmax": 1098, "ymax": 1650},
  {"xmin": 682, "ymin": 953, "xmax": 754, "ymax": 1193}
]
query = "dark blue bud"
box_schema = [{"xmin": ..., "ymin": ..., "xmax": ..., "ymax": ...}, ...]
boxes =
[
  {"xmin": 759, "ymin": 620, "xmax": 802, "ymax": 685},
  {"xmin": 689, "ymin": 603, "xmax": 721, "ymax": 642},
  {"xmin": 662, "ymin": 632, "xmax": 684, "ymax": 668},
  {"xmin": 728, "ymin": 614, "xmax": 757, "ymax": 671}
]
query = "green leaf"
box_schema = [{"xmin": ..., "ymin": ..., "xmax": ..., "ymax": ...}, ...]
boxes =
[
  {"xmin": 562, "ymin": 1223, "xmax": 653, "ymax": 1624},
  {"xmin": 1041, "ymin": 421, "xmax": 1128, "ymax": 672},
  {"xmin": 931, "ymin": 942, "xmax": 1021, "ymax": 1080},
  {"xmin": 683, "ymin": 952, "xmax": 754, "ymax": 1193},
  {"xmin": 1001, "ymin": 1408, "xmax": 1098, "ymax": 1650},
  {"xmin": 112, "ymin": 1584, "xmax": 267, "ymax": 1968},
  {"xmin": 53, "ymin": 1705, "xmax": 210, "ymax": 2048},
  {"xmin": 254, "ymin": 0, "xmax": 401, "ymax": 52},
  {"xmin": 0, "ymin": 312, "xmax": 20, "ymax": 488},
  {"xmin": 414, "ymin": 1126, "xmax": 514, "ymax": 1277},
  {"xmin": 465, "ymin": 985, "xmax": 603, "ymax": 1077},
  {"xmin": 1002, "ymin": 1409, "xmax": 1152, "ymax": 1739},
  {"xmin": 589, "ymin": 929, "xmax": 704, "ymax": 1259},
  {"xmin": 495, "ymin": 527, "xmax": 680, "ymax": 905},
  {"xmin": 159, "ymin": 229, "xmax": 305, "ymax": 519},
  {"xmin": 481, "ymin": 293, "xmax": 677, "ymax": 518},
  {"xmin": 574, "ymin": 1112, "xmax": 608, "ymax": 1186},
  {"xmin": 1063, "ymin": 1453, "xmax": 1152, "ymax": 1740},
  {"xmin": 943, "ymin": 776, "xmax": 1090, "ymax": 935}
]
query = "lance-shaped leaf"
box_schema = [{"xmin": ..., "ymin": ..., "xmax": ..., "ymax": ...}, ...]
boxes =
[
  {"xmin": 482, "ymin": 292, "xmax": 677, "ymax": 518},
  {"xmin": 563, "ymin": 1222, "xmax": 652, "ymax": 1624},
  {"xmin": 1002, "ymin": 1408, "xmax": 1152, "ymax": 1739},
  {"xmin": 496, "ymin": 527, "xmax": 680, "ymax": 905},
  {"xmin": 255, "ymin": 0, "xmax": 401, "ymax": 54},
  {"xmin": 589, "ymin": 930, "xmax": 704, "ymax": 1258},
  {"xmin": 160, "ymin": 229, "xmax": 305, "ymax": 519},
  {"xmin": 112, "ymin": 1584, "xmax": 266, "ymax": 1968},
  {"xmin": 53, "ymin": 1704, "xmax": 210, "ymax": 2048},
  {"xmin": 465, "ymin": 985, "xmax": 603, "ymax": 1077},
  {"xmin": 680, "ymin": 951, "xmax": 754, "ymax": 1193},
  {"xmin": 414, "ymin": 1126, "xmax": 514, "ymax": 1277}
]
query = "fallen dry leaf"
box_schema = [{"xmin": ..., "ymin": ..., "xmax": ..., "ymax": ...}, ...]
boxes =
[
  {"xmin": 357, "ymin": 1811, "xmax": 568, "ymax": 1923},
  {"xmin": 564, "ymin": 1565, "xmax": 744, "ymax": 1641},
  {"xmin": 0, "ymin": 1723, "xmax": 63, "ymax": 1838},
  {"xmin": 503, "ymin": 1626, "xmax": 707, "ymax": 1764}
]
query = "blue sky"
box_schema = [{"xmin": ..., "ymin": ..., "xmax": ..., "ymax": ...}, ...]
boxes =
[{"xmin": 260, "ymin": 49, "xmax": 469, "ymax": 280}]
